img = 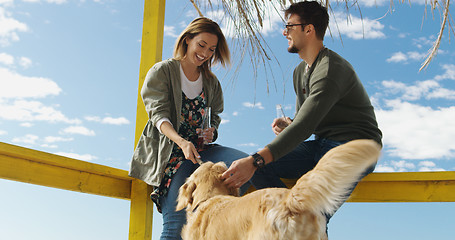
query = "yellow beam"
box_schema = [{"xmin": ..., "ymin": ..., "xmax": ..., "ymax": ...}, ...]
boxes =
[
  {"xmin": 0, "ymin": 142, "xmax": 131, "ymax": 200},
  {"xmin": 348, "ymin": 171, "xmax": 455, "ymax": 202},
  {"xmin": 280, "ymin": 171, "xmax": 455, "ymax": 202}
]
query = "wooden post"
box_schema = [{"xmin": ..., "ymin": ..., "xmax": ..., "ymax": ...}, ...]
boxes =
[
  {"xmin": 134, "ymin": 0, "xmax": 166, "ymax": 147},
  {"xmin": 129, "ymin": 179, "xmax": 155, "ymax": 240},
  {"xmin": 129, "ymin": 0, "xmax": 166, "ymax": 239}
]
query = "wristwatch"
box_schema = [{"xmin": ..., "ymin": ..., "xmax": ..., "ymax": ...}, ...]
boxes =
[{"xmin": 252, "ymin": 153, "xmax": 265, "ymax": 169}]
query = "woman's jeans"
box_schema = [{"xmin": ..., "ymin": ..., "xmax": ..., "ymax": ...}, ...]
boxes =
[
  {"xmin": 250, "ymin": 138, "xmax": 376, "ymax": 221},
  {"xmin": 158, "ymin": 144, "xmax": 249, "ymax": 240}
]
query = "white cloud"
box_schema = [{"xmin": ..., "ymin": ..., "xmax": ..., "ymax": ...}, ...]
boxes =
[
  {"xmin": 0, "ymin": 0, "xmax": 13, "ymax": 6},
  {"xmin": 330, "ymin": 12, "xmax": 385, "ymax": 40},
  {"xmin": 85, "ymin": 116, "xmax": 130, "ymax": 125},
  {"xmin": 357, "ymin": 0, "xmax": 389, "ymax": 7},
  {"xmin": 398, "ymin": 33, "xmax": 408, "ymax": 38},
  {"xmin": 232, "ymin": 111, "xmax": 239, "ymax": 116},
  {"xmin": 12, "ymin": 134, "xmax": 39, "ymax": 145},
  {"xmin": 60, "ymin": 125, "xmax": 95, "ymax": 136},
  {"xmin": 243, "ymin": 101, "xmax": 265, "ymax": 109},
  {"xmin": 417, "ymin": 161, "xmax": 445, "ymax": 171},
  {"xmin": 18, "ymin": 57, "xmax": 32, "ymax": 68},
  {"xmin": 434, "ymin": 64, "xmax": 455, "ymax": 81},
  {"xmin": 0, "ymin": 99, "xmax": 81, "ymax": 124},
  {"xmin": 101, "ymin": 116, "xmax": 129, "ymax": 125},
  {"xmin": 0, "ymin": 54, "xmax": 32, "ymax": 68},
  {"xmin": 54, "ymin": 152, "xmax": 98, "ymax": 162},
  {"xmin": 283, "ymin": 105, "xmax": 293, "ymax": 111},
  {"xmin": 375, "ymin": 160, "xmax": 445, "ymax": 172},
  {"xmin": 40, "ymin": 143, "xmax": 57, "ymax": 148},
  {"xmin": 238, "ymin": 142, "xmax": 258, "ymax": 147},
  {"xmin": 0, "ymin": 129, "xmax": 6, "ymax": 135},
  {"xmin": 164, "ymin": 25, "xmax": 179, "ymax": 38},
  {"xmin": 44, "ymin": 136, "xmax": 74, "ymax": 143},
  {"xmin": 85, "ymin": 116, "xmax": 101, "ymax": 122},
  {"xmin": 386, "ymin": 51, "xmax": 426, "ymax": 63},
  {"xmin": 374, "ymin": 165, "xmax": 395, "ymax": 172},
  {"xmin": 0, "ymin": 7, "xmax": 28, "ymax": 46},
  {"xmin": 358, "ymin": 0, "xmax": 427, "ymax": 8},
  {"xmin": 386, "ymin": 52, "xmax": 406, "ymax": 63},
  {"xmin": 418, "ymin": 161, "xmax": 435, "ymax": 168},
  {"xmin": 20, "ymin": 122, "xmax": 33, "ymax": 127},
  {"xmin": 412, "ymin": 35, "xmax": 436, "ymax": 49},
  {"xmin": 47, "ymin": 0, "xmax": 67, "ymax": 3},
  {"xmin": 407, "ymin": 51, "xmax": 427, "ymax": 61},
  {"xmin": 0, "ymin": 67, "xmax": 61, "ymax": 99},
  {"xmin": 0, "ymin": 52, "xmax": 13, "ymax": 65},
  {"xmin": 376, "ymin": 99, "xmax": 455, "ymax": 160},
  {"xmin": 392, "ymin": 160, "xmax": 416, "ymax": 170},
  {"xmin": 382, "ymin": 79, "xmax": 455, "ymax": 101},
  {"xmin": 21, "ymin": 0, "xmax": 68, "ymax": 3}
]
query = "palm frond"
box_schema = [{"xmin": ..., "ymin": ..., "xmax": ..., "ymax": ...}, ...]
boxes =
[{"xmin": 190, "ymin": 0, "xmax": 454, "ymax": 81}]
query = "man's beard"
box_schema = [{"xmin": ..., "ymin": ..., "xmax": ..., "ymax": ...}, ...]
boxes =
[{"xmin": 288, "ymin": 45, "xmax": 299, "ymax": 53}]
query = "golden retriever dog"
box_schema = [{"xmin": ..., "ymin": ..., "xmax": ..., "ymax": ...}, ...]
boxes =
[{"xmin": 176, "ymin": 139, "xmax": 381, "ymax": 240}]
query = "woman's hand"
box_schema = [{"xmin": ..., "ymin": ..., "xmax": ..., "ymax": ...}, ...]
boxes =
[
  {"xmin": 271, "ymin": 117, "xmax": 292, "ymax": 135},
  {"xmin": 176, "ymin": 138, "xmax": 201, "ymax": 164},
  {"xmin": 159, "ymin": 121, "xmax": 201, "ymax": 164},
  {"xmin": 197, "ymin": 127, "xmax": 215, "ymax": 143}
]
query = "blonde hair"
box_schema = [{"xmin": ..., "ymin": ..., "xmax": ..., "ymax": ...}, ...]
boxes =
[{"xmin": 173, "ymin": 17, "xmax": 230, "ymax": 79}]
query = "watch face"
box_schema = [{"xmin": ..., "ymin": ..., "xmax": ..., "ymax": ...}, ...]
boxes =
[
  {"xmin": 253, "ymin": 153, "xmax": 265, "ymax": 168},
  {"xmin": 256, "ymin": 159, "xmax": 264, "ymax": 167}
]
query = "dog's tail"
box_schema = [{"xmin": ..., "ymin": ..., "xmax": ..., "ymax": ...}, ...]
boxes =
[{"xmin": 286, "ymin": 139, "xmax": 381, "ymax": 216}]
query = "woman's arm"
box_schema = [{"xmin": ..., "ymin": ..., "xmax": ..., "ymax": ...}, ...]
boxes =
[{"xmin": 159, "ymin": 121, "xmax": 200, "ymax": 164}]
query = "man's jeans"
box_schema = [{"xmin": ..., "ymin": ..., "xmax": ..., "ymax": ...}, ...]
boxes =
[
  {"xmin": 250, "ymin": 138, "xmax": 376, "ymax": 221},
  {"xmin": 158, "ymin": 145, "xmax": 249, "ymax": 240}
]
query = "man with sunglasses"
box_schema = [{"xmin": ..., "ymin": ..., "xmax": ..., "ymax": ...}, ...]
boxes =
[{"xmin": 222, "ymin": 0, "xmax": 382, "ymax": 233}]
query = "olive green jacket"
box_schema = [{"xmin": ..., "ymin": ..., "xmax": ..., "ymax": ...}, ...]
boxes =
[{"xmin": 129, "ymin": 59, "xmax": 223, "ymax": 186}]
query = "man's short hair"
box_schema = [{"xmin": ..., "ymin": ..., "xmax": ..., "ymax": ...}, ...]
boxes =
[{"xmin": 285, "ymin": 1, "xmax": 329, "ymax": 40}]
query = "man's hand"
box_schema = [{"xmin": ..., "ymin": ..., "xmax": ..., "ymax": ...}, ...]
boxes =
[
  {"xmin": 221, "ymin": 156, "xmax": 257, "ymax": 188},
  {"xmin": 272, "ymin": 117, "xmax": 292, "ymax": 135}
]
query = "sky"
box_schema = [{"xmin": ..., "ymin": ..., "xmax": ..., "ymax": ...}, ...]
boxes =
[{"xmin": 0, "ymin": 0, "xmax": 454, "ymax": 239}]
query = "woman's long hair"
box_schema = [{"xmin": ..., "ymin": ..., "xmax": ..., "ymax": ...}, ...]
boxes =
[{"xmin": 173, "ymin": 17, "xmax": 230, "ymax": 79}]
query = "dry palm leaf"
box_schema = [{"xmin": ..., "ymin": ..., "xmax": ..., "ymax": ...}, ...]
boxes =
[{"xmin": 190, "ymin": 0, "xmax": 453, "ymax": 80}]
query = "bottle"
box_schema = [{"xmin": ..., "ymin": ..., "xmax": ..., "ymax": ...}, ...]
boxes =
[{"xmin": 276, "ymin": 104, "xmax": 288, "ymax": 129}]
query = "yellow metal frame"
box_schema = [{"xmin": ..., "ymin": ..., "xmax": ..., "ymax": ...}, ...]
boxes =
[
  {"xmin": 2, "ymin": 142, "xmax": 455, "ymax": 240},
  {"xmin": 0, "ymin": 0, "xmax": 455, "ymax": 239}
]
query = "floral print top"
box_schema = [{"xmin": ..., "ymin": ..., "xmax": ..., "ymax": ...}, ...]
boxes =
[{"xmin": 150, "ymin": 90, "xmax": 207, "ymax": 213}]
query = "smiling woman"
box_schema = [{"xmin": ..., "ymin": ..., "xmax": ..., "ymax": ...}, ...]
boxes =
[{"xmin": 129, "ymin": 16, "xmax": 249, "ymax": 240}]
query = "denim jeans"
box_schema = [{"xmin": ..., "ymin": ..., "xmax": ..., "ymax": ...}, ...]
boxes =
[
  {"xmin": 250, "ymin": 138, "xmax": 375, "ymax": 221},
  {"xmin": 158, "ymin": 144, "xmax": 249, "ymax": 240}
]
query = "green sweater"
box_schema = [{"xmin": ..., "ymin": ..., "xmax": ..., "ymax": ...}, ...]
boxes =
[{"xmin": 267, "ymin": 48, "xmax": 382, "ymax": 161}]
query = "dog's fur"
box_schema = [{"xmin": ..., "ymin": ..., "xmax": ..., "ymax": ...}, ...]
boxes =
[{"xmin": 176, "ymin": 139, "xmax": 381, "ymax": 240}]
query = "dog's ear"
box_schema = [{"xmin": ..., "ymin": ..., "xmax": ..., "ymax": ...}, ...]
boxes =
[
  {"xmin": 176, "ymin": 181, "xmax": 196, "ymax": 211},
  {"xmin": 212, "ymin": 162, "xmax": 228, "ymax": 174}
]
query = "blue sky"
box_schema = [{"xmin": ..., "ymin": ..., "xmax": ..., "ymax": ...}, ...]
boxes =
[{"xmin": 0, "ymin": 0, "xmax": 454, "ymax": 239}]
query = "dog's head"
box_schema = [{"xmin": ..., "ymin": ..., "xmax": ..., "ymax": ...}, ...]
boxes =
[{"xmin": 176, "ymin": 161, "xmax": 239, "ymax": 212}]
